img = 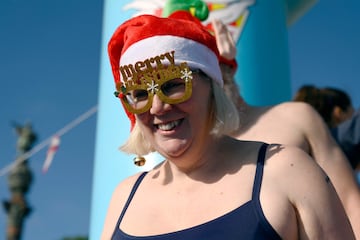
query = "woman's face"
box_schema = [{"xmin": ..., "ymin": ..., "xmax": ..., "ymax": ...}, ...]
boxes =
[{"xmin": 135, "ymin": 71, "xmax": 212, "ymax": 159}]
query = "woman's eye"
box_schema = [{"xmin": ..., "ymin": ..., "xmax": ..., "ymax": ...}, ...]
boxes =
[
  {"xmin": 132, "ymin": 90, "xmax": 148, "ymax": 101},
  {"xmin": 162, "ymin": 79, "xmax": 185, "ymax": 95}
]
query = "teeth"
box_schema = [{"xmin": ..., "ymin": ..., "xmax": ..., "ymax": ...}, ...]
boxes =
[{"xmin": 157, "ymin": 120, "xmax": 181, "ymax": 130}]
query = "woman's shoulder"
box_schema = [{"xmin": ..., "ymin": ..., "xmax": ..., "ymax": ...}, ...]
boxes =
[
  {"xmin": 101, "ymin": 171, "xmax": 148, "ymax": 239},
  {"xmin": 263, "ymin": 144, "xmax": 333, "ymax": 197},
  {"xmin": 265, "ymin": 144, "xmax": 319, "ymax": 171},
  {"xmin": 113, "ymin": 162, "xmax": 166, "ymax": 195},
  {"xmin": 227, "ymin": 139, "xmax": 317, "ymax": 171},
  {"xmin": 113, "ymin": 172, "xmax": 148, "ymax": 196},
  {"xmin": 261, "ymin": 144, "xmax": 355, "ymax": 239}
]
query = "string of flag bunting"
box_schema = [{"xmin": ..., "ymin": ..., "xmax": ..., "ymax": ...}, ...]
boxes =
[{"xmin": 0, "ymin": 105, "xmax": 98, "ymax": 177}]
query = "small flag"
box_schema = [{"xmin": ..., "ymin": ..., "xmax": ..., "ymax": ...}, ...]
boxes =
[{"xmin": 42, "ymin": 135, "xmax": 60, "ymax": 173}]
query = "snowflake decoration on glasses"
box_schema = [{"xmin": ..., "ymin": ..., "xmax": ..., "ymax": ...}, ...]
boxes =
[
  {"xmin": 181, "ymin": 68, "xmax": 193, "ymax": 82},
  {"xmin": 147, "ymin": 80, "xmax": 159, "ymax": 94}
]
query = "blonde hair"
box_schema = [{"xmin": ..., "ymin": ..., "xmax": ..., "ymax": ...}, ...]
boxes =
[{"xmin": 120, "ymin": 78, "xmax": 240, "ymax": 156}]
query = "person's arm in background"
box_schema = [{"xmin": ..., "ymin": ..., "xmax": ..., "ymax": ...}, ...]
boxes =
[{"xmin": 298, "ymin": 103, "xmax": 360, "ymax": 238}]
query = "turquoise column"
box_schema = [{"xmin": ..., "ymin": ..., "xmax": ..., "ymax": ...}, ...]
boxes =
[
  {"xmin": 89, "ymin": 1, "xmax": 146, "ymax": 239},
  {"xmin": 235, "ymin": 0, "xmax": 317, "ymax": 105},
  {"xmin": 235, "ymin": 0, "xmax": 291, "ymax": 106},
  {"xmin": 89, "ymin": 1, "xmax": 316, "ymax": 239}
]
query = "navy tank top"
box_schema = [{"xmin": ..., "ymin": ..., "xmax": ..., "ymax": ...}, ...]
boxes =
[{"xmin": 112, "ymin": 143, "xmax": 282, "ymax": 239}]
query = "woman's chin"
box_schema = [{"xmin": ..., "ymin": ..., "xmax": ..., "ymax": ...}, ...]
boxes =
[{"xmin": 157, "ymin": 139, "xmax": 189, "ymax": 158}]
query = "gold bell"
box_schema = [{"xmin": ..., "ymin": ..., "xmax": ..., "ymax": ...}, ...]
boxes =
[{"xmin": 133, "ymin": 156, "xmax": 146, "ymax": 166}]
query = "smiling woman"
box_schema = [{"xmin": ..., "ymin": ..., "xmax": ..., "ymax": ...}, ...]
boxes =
[{"xmin": 100, "ymin": 10, "xmax": 355, "ymax": 240}]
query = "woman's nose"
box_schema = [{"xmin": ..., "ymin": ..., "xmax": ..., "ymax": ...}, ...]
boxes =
[{"xmin": 149, "ymin": 94, "xmax": 170, "ymax": 115}]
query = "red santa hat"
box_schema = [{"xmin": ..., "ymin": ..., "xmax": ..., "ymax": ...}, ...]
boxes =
[{"xmin": 108, "ymin": 11, "xmax": 222, "ymax": 130}]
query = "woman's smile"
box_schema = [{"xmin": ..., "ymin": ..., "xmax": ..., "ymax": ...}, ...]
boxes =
[{"xmin": 155, "ymin": 119, "xmax": 184, "ymax": 131}]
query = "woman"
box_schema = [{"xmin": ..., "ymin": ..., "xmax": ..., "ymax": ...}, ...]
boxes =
[
  {"xmin": 101, "ymin": 11, "xmax": 354, "ymax": 239},
  {"xmin": 331, "ymin": 108, "xmax": 360, "ymax": 170},
  {"xmin": 293, "ymin": 85, "xmax": 360, "ymax": 170},
  {"xmin": 294, "ymin": 85, "xmax": 354, "ymax": 128}
]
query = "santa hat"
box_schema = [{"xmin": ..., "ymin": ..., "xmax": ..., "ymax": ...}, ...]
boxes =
[{"xmin": 108, "ymin": 11, "xmax": 222, "ymax": 130}]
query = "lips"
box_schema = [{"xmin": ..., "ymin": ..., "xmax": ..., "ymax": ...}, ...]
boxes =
[{"xmin": 156, "ymin": 119, "xmax": 182, "ymax": 131}]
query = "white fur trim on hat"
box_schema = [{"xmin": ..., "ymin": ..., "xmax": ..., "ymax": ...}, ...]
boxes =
[{"xmin": 119, "ymin": 35, "xmax": 223, "ymax": 87}]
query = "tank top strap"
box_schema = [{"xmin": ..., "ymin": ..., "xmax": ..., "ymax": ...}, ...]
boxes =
[
  {"xmin": 250, "ymin": 143, "xmax": 282, "ymax": 240},
  {"xmin": 252, "ymin": 143, "xmax": 269, "ymax": 200},
  {"xmin": 114, "ymin": 171, "xmax": 148, "ymax": 230}
]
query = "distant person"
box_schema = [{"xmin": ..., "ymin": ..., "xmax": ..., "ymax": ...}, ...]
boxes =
[
  {"xmin": 101, "ymin": 12, "xmax": 354, "ymax": 239},
  {"xmin": 294, "ymin": 85, "xmax": 354, "ymax": 128},
  {"xmin": 294, "ymin": 85, "xmax": 359, "ymax": 169},
  {"xmin": 211, "ymin": 19, "xmax": 360, "ymax": 238},
  {"xmin": 331, "ymin": 108, "xmax": 360, "ymax": 170}
]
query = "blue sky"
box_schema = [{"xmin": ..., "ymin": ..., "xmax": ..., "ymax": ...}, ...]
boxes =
[{"xmin": 0, "ymin": 0, "xmax": 359, "ymax": 239}]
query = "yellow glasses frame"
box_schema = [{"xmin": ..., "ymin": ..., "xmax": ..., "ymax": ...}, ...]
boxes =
[{"xmin": 115, "ymin": 65, "xmax": 193, "ymax": 114}]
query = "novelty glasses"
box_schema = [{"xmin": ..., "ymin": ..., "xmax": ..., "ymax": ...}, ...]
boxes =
[{"xmin": 115, "ymin": 65, "xmax": 194, "ymax": 114}]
